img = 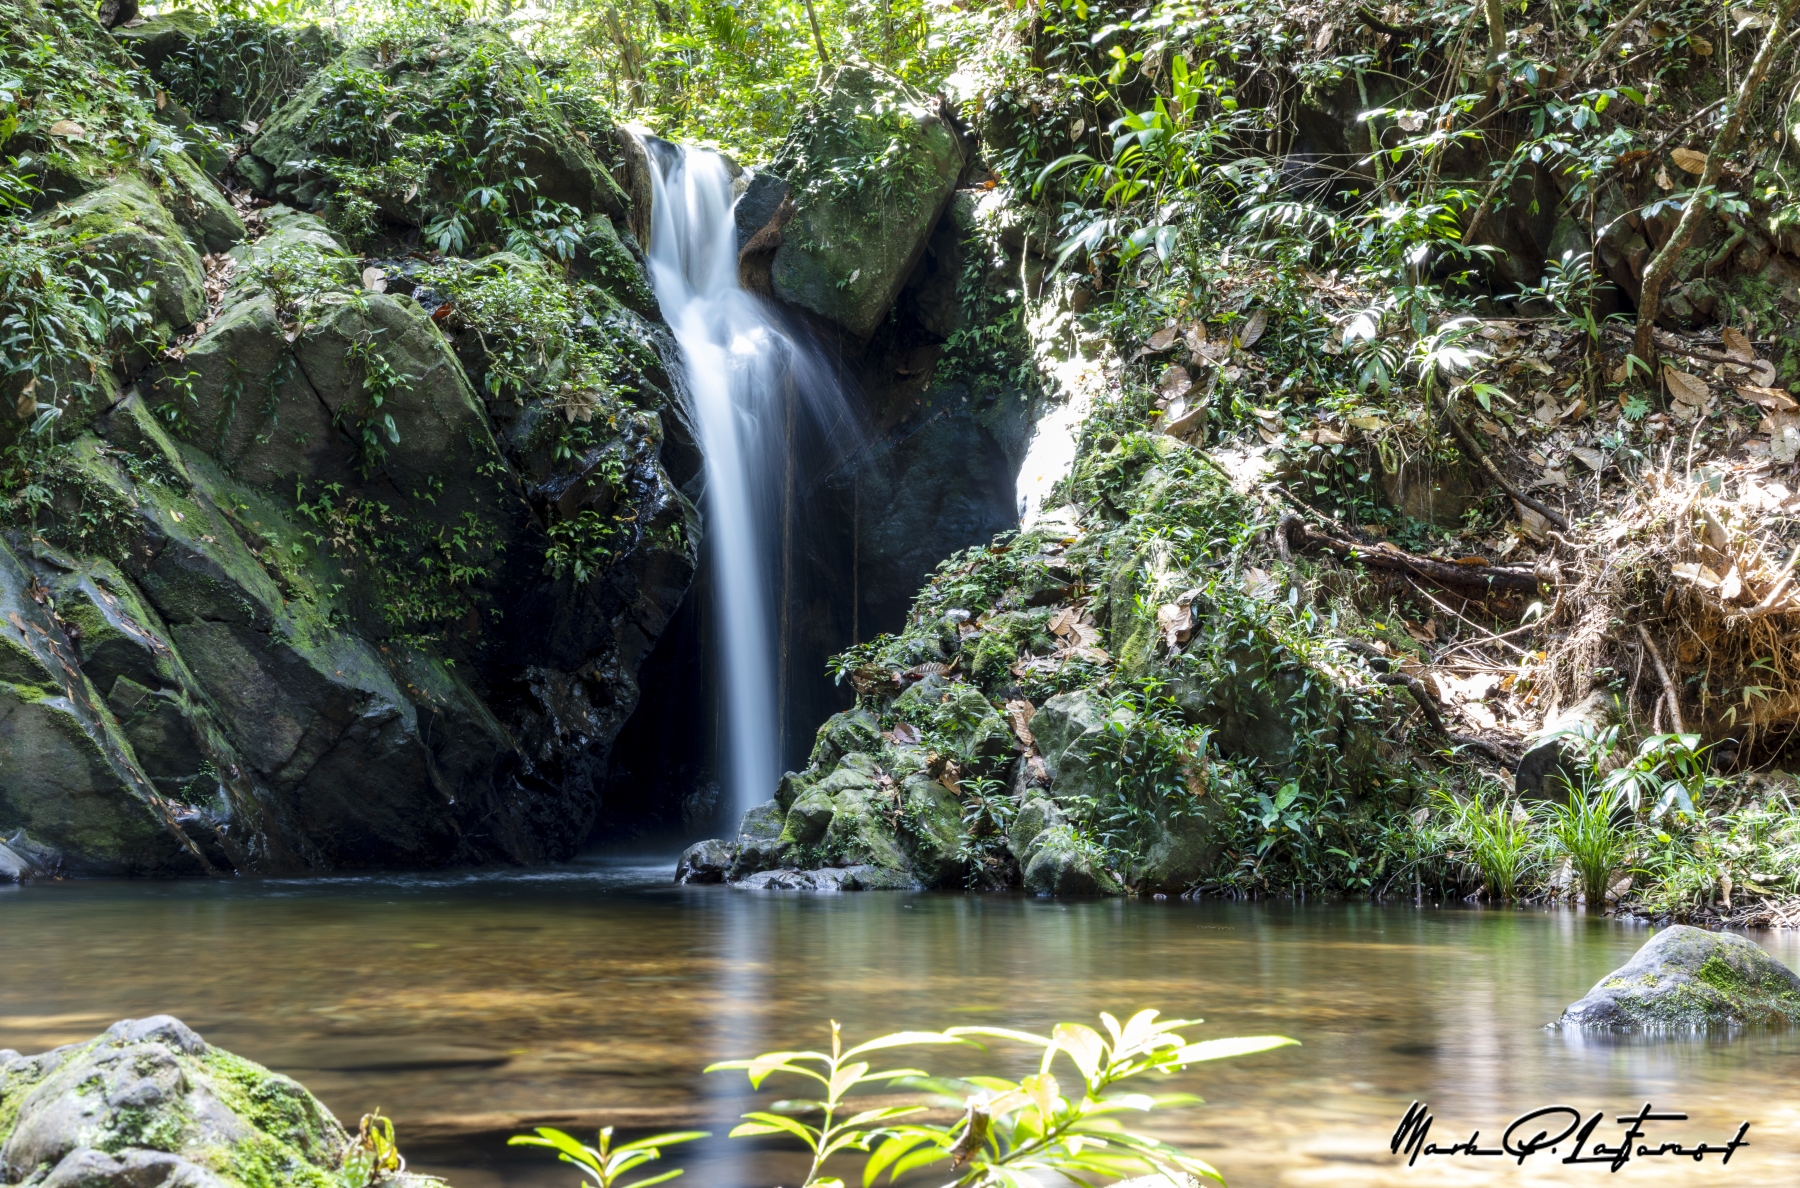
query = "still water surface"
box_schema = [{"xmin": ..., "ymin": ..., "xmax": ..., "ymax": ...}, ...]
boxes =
[{"xmin": 4, "ymin": 858, "xmax": 1799, "ymax": 1186}]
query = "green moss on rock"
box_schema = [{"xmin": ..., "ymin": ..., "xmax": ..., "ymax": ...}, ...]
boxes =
[{"xmin": 1561, "ymin": 925, "xmax": 1800, "ymax": 1029}]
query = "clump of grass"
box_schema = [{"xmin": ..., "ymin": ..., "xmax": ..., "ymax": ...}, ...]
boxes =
[
  {"xmin": 1540, "ymin": 784, "xmax": 1631, "ymax": 907},
  {"xmin": 1436, "ymin": 784, "xmax": 1535, "ymax": 901}
]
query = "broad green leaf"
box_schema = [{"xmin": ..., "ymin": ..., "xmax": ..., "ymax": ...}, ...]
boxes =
[
  {"xmin": 862, "ymin": 1132, "xmax": 934, "ymax": 1186},
  {"xmin": 1171, "ymin": 1035, "xmax": 1297, "ymax": 1064},
  {"xmin": 613, "ymin": 1131, "xmax": 710, "ymax": 1154},
  {"xmin": 618, "ymin": 1171, "xmax": 685, "ymax": 1188},
  {"xmin": 842, "ymin": 1031, "xmax": 965, "ymax": 1058},
  {"xmin": 841, "ymin": 1105, "xmax": 923, "ymax": 1128},
  {"xmin": 1052, "ymin": 1023, "xmax": 1107, "ymax": 1081},
  {"xmin": 889, "ymin": 1144, "xmax": 953, "ymax": 1180},
  {"xmin": 944, "ymin": 1026, "xmax": 1055, "ymax": 1047}
]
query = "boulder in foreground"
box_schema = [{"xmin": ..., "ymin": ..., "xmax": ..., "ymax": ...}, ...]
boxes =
[
  {"xmin": 0, "ymin": 1016, "xmax": 444, "ymax": 1187},
  {"xmin": 1559, "ymin": 925, "xmax": 1800, "ymax": 1029}
]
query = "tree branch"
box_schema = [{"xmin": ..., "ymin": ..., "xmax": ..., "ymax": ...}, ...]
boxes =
[{"xmin": 1632, "ymin": 0, "xmax": 1800, "ymax": 368}]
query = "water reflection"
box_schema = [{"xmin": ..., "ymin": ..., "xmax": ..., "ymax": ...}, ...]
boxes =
[{"xmin": 3, "ymin": 864, "xmax": 1798, "ymax": 1186}]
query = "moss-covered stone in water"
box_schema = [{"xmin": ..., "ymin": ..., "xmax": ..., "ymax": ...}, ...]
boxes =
[
  {"xmin": 1560, "ymin": 925, "xmax": 1800, "ymax": 1029},
  {"xmin": 0, "ymin": 1017, "xmax": 449, "ymax": 1188}
]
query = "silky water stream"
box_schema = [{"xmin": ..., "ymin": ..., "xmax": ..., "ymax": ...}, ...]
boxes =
[
  {"xmin": 5, "ymin": 871, "xmax": 1800, "ymax": 1187},
  {"xmin": 636, "ymin": 137, "xmax": 849, "ymax": 817}
]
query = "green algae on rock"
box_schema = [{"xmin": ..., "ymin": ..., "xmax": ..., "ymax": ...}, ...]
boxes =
[
  {"xmin": 0, "ymin": 1016, "xmax": 446, "ymax": 1188},
  {"xmin": 1559, "ymin": 926, "xmax": 1800, "ymax": 1029}
]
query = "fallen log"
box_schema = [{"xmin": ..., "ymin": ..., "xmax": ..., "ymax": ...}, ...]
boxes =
[{"xmin": 1278, "ymin": 515, "xmax": 1548, "ymax": 598}]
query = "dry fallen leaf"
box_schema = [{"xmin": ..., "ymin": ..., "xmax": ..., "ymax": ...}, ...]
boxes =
[
  {"xmin": 1156, "ymin": 364, "xmax": 1191, "ymax": 401},
  {"xmin": 1003, "ymin": 700, "xmax": 1036, "ymax": 748},
  {"xmin": 1569, "ymin": 446, "xmax": 1606, "ymax": 471},
  {"xmin": 1737, "ymin": 385, "xmax": 1798, "ymax": 412},
  {"xmin": 1721, "ymin": 326, "xmax": 1756, "ymax": 362},
  {"xmin": 1516, "ymin": 502, "xmax": 1549, "ymax": 541},
  {"xmin": 1750, "ymin": 360, "xmax": 1779, "ymax": 386},
  {"xmin": 1719, "ymin": 565, "xmax": 1743, "ymax": 602},
  {"xmin": 1769, "ymin": 411, "xmax": 1800, "ymax": 463},
  {"xmin": 1156, "ymin": 602, "xmax": 1193, "ymax": 649},
  {"xmin": 1298, "ymin": 427, "xmax": 1346, "ymax": 446},
  {"xmin": 48, "ymin": 119, "xmax": 85, "ymax": 138},
  {"xmin": 1665, "ymin": 368, "xmax": 1711, "ymax": 407},
  {"xmin": 361, "ymin": 266, "xmax": 387, "ymax": 292},
  {"xmin": 1142, "ymin": 325, "xmax": 1178, "ymax": 354},
  {"xmin": 1671, "ymin": 562, "xmax": 1723, "ymax": 590},
  {"xmin": 14, "ymin": 375, "xmax": 38, "ymax": 422},
  {"xmin": 1348, "ymin": 413, "xmax": 1389, "ymax": 431},
  {"xmin": 1671, "ymin": 146, "xmax": 1710, "ymax": 174},
  {"xmin": 1656, "ymin": 165, "xmax": 1674, "ymax": 191},
  {"xmin": 1237, "ymin": 308, "xmax": 1267, "ymax": 348}
]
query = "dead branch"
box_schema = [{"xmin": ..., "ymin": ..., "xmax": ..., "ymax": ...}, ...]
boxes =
[
  {"xmin": 1376, "ymin": 672, "xmax": 1520, "ymax": 767},
  {"xmin": 1435, "ymin": 394, "xmax": 1572, "ymax": 530},
  {"xmin": 1636, "ymin": 622, "xmax": 1685, "ymax": 733},
  {"xmin": 1279, "ymin": 515, "xmax": 1545, "ymax": 597}
]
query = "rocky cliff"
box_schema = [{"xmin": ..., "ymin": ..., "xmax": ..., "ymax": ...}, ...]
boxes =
[
  {"xmin": 0, "ymin": 2, "xmax": 697, "ymax": 875},
  {"xmin": 2, "ymin": 4, "xmax": 1050, "ymax": 875}
]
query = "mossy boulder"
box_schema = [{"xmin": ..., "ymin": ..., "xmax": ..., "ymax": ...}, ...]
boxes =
[
  {"xmin": 36, "ymin": 180, "xmax": 205, "ymax": 343},
  {"xmin": 896, "ymin": 769, "xmax": 964, "ymax": 885},
  {"xmin": 1021, "ymin": 822, "xmax": 1122, "ymax": 896},
  {"xmin": 0, "ymin": 538, "xmax": 208, "ymax": 877},
  {"xmin": 892, "ymin": 677, "xmax": 1012, "ymax": 763},
  {"xmin": 770, "ymin": 65, "xmax": 965, "ymax": 340},
  {"xmin": 808, "ymin": 706, "xmax": 881, "ymax": 769},
  {"xmin": 0, "ymin": 1015, "xmax": 445, "ymax": 1188},
  {"xmin": 245, "ymin": 26, "xmax": 625, "ymax": 222},
  {"xmin": 728, "ymin": 798, "xmax": 791, "ymax": 877},
  {"xmin": 1560, "ymin": 925, "xmax": 1800, "ymax": 1029}
]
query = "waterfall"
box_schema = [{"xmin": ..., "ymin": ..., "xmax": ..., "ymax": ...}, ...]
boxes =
[{"xmin": 638, "ymin": 137, "xmax": 846, "ymax": 821}]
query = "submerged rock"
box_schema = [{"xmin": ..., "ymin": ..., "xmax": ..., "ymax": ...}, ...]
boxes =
[
  {"xmin": 732, "ymin": 865, "xmax": 915, "ymax": 891},
  {"xmin": 675, "ymin": 838, "xmax": 733, "ymax": 884},
  {"xmin": 0, "ymin": 1016, "xmax": 444, "ymax": 1187},
  {"xmin": 1559, "ymin": 925, "xmax": 1800, "ymax": 1029}
]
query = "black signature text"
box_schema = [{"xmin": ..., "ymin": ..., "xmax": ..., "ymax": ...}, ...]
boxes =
[{"xmin": 1390, "ymin": 1101, "xmax": 1750, "ymax": 1171}]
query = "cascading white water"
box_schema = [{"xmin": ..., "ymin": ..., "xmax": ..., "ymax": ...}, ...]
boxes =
[{"xmin": 638, "ymin": 138, "xmax": 799, "ymax": 819}]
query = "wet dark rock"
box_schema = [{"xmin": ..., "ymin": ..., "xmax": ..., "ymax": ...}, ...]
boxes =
[
  {"xmin": 675, "ymin": 838, "xmax": 733, "ymax": 884},
  {"xmin": 1560, "ymin": 925, "xmax": 1800, "ymax": 1029}
]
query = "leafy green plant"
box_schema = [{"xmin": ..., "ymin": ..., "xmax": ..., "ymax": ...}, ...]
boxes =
[
  {"xmin": 1598, "ymin": 733, "xmax": 1721, "ymax": 821},
  {"xmin": 708, "ymin": 1022, "xmax": 964, "ymax": 1188},
  {"xmin": 1539, "ymin": 784, "xmax": 1631, "ymax": 907},
  {"xmin": 1435, "ymin": 785, "xmax": 1535, "ymax": 900},
  {"xmin": 509, "ymin": 1126, "xmax": 708, "ymax": 1188},
  {"xmin": 709, "ymin": 1011, "xmax": 1296, "ymax": 1188}
]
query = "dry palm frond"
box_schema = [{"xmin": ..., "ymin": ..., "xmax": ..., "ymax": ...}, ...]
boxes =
[{"xmin": 1538, "ymin": 468, "xmax": 1800, "ymax": 750}]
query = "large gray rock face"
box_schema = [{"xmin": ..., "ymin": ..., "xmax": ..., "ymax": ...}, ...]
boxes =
[
  {"xmin": 0, "ymin": 1016, "xmax": 442, "ymax": 1188},
  {"xmin": 769, "ymin": 66, "xmax": 965, "ymax": 340},
  {"xmin": 1560, "ymin": 926, "xmax": 1800, "ymax": 1029}
]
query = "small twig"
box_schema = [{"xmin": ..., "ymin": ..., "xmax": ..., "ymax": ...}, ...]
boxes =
[
  {"xmin": 1435, "ymin": 393, "xmax": 1572, "ymax": 530},
  {"xmin": 1433, "ymin": 597, "xmax": 1556, "ymax": 661},
  {"xmin": 1579, "ymin": 0, "xmax": 1653, "ymax": 77},
  {"xmin": 1413, "ymin": 585, "xmax": 1530, "ymax": 656},
  {"xmin": 1636, "ymin": 623, "xmax": 1685, "ymax": 733},
  {"xmin": 1728, "ymin": 543, "xmax": 1800, "ymax": 619}
]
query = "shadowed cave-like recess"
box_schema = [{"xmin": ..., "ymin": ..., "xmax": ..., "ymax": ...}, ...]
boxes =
[{"xmin": 599, "ymin": 208, "xmax": 1036, "ymax": 843}]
